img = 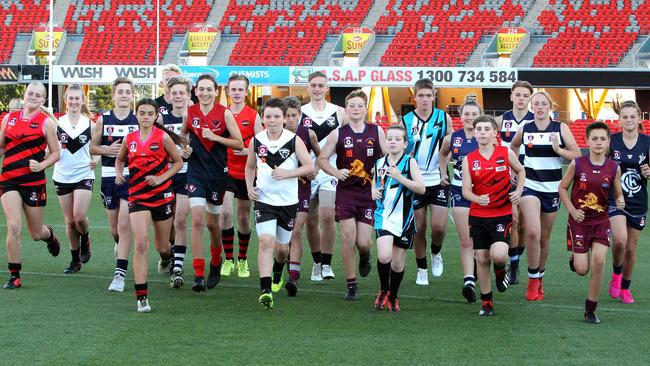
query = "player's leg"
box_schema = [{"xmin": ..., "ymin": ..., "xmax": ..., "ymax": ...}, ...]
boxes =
[
  {"xmin": 235, "ymin": 197, "xmax": 253, "ymax": 277},
  {"xmin": 206, "ymin": 209, "xmax": 223, "ymax": 289},
  {"xmin": 429, "ymin": 202, "xmax": 448, "ymax": 277},
  {"xmin": 108, "ymin": 199, "xmax": 132, "ymax": 292},
  {"xmin": 257, "ymin": 220, "xmax": 277, "ymax": 309},
  {"xmin": 585, "ymin": 243, "xmax": 608, "ymax": 323},
  {"xmin": 171, "ymin": 193, "xmax": 190, "ymax": 288},
  {"xmin": 72, "ymin": 187, "xmax": 93, "ymax": 264},
  {"xmin": 287, "ymin": 211, "xmax": 308, "ymax": 295},
  {"xmin": 491, "ymin": 240, "xmax": 509, "ymax": 293},
  {"xmin": 538, "ymin": 210, "xmax": 558, "ymax": 298},
  {"xmin": 272, "ymin": 226, "xmax": 292, "ymax": 294},
  {"xmin": 519, "ymin": 195, "xmax": 542, "ymax": 300},
  {"xmin": 339, "ymin": 217, "xmax": 358, "ymax": 300},
  {"xmin": 306, "ymin": 186, "xmax": 322, "ymax": 281},
  {"xmin": 219, "ymin": 190, "xmax": 236, "ymax": 275},
  {"xmin": 475, "ymin": 249, "xmax": 493, "ymax": 316},
  {"xmin": 58, "ymin": 190, "xmax": 81, "ymax": 273},
  {"xmin": 413, "ymin": 206, "xmax": 429, "ymax": 283},
  {"xmin": 356, "ymin": 219, "xmax": 373, "ymax": 278},
  {"xmin": 621, "ymin": 226, "xmax": 642, "ymax": 303},
  {"xmin": 2, "ymin": 191, "xmax": 25, "ymax": 289},
  {"xmin": 189, "ymin": 200, "xmax": 207, "ymax": 291},
  {"xmin": 507, "ymin": 203, "xmax": 522, "ymax": 284},
  {"xmin": 453, "ymin": 206, "xmax": 475, "ymax": 301},
  {"xmin": 130, "ymin": 209, "xmax": 152, "ymax": 312},
  {"xmin": 375, "ymin": 234, "xmax": 393, "ymax": 310},
  {"xmin": 387, "ymin": 245, "xmax": 408, "ymax": 312},
  {"xmin": 318, "ymin": 187, "xmax": 337, "ymax": 279}
]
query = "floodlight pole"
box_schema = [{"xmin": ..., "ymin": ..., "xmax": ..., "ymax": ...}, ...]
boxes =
[
  {"xmin": 48, "ymin": 0, "xmax": 53, "ymax": 109},
  {"xmin": 155, "ymin": 0, "xmax": 160, "ymax": 99}
]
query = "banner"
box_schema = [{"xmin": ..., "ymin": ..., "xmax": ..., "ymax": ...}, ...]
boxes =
[
  {"xmin": 33, "ymin": 26, "xmax": 65, "ymax": 53},
  {"xmin": 341, "ymin": 27, "xmax": 374, "ymax": 55},
  {"xmin": 0, "ymin": 65, "xmax": 20, "ymax": 82},
  {"xmin": 52, "ymin": 65, "xmax": 159, "ymax": 84},
  {"xmin": 187, "ymin": 26, "xmax": 219, "ymax": 54},
  {"xmin": 497, "ymin": 27, "xmax": 527, "ymax": 55},
  {"xmin": 289, "ymin": 67, "xmax": 518, "ymax": 88},
  {"xmin": 180, "ymin": 66, "xmax": 290, "ymax": 86}
]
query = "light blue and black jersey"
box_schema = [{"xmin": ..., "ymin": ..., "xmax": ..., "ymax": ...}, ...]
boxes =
[
  {"xmin": 374, "ymin": 154, "xmax": 416, "ymax": 237},
  {"xmin": 403, "ymin": 108, "xmax": 447, "ymax": 186},
  {"xmin": 522, "ymin": 120, "xmax": 565, "ymax": 193}
]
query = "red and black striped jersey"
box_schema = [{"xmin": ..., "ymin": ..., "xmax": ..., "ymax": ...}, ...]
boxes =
[
  {"xmin": 467, "ymin": 145, "xmax": 512, "ymax": 218},
  {"xmin": 1, "ymin": 110, "xmax": 48, "ymax": 186},
  {"xmin": 124, "ymin": 127, "xmax": 174, "ymax": 207}
]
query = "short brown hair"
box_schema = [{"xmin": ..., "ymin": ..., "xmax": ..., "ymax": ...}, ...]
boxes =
[
  {"xmin": 227, "ymin": 74, "xmax": 250, "ymax": 89},
  {"xmin": 262, "ymin": 97, "xmax": 287, "ymax": 117},
  {"xmin": 197, "ymin": 73, "xmax": 218, "ymax": 89},
  {"xmin": 414, "ymin": 78, "xmax": 434, "ymax": 93},
  {"xmin": 386, "ymin": 124, "xmax": 407, "ymax": 140},
  {"xmin": 283, "ymin": 96, "xmax": 302, "ymax": 110},
  {"xmin": 308, "ymin": 71, "xmax": 327, "ymax": 82},
  {"xmin": 345, "ymin": 90, "xmax": 368, "ymax": 106},
  {"xmin": 586, "ymin": 121, "xmax": 610, "ymax": 138},
  {"xmin": 112, "ymin": 77, "xmax": 134, "ymax": 94},
  {"xmin": 511, "ymin": 80, "xmax": 533, "ymax": 94},
  {"xmin": 167, "ymin": 76, "xmax": 193, "ymax": 94},
  {"xmin": 472, "ymin": 115, "xmax": 498, "ymax": 129}
]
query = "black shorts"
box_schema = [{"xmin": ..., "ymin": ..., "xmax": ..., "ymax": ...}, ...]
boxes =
[
  {"xmin": 129, "ymin": 200, "xmax": 175, "ymax": 221},
  {"xmin": 469, "ymin": 214, "xmax": 512, "ymax": 250},
  {"xmin": 0, "ymin": 183, "xmax": 46, "ymax": 207},
  {"xmin": 53, "ymin": 179, "xmax": 94, "ymax": 196},
  {"xmin": 225, "ymin": 176, "xmax": 249, "ymax": 200},
  {"xmin": 101, "ymin": 176, "xmax": 129, "ymax": 210},
  {"xmin": 376, "ymin": 229, "xmax": 414, "ymax": 250},
  {"xmin": 186, "ymin": 176, "xmax": 225, "ymax": 206},
  {"xmin": 171, "ymin": 173, "xmax": 188, "ymax": 196},
  {"xmin": 254, "ymin": 201, "xmax": 298, "ymax": 232},
  {"xmin": 413, "ymin": 184, "xmax": 449, "ymax": 209}
]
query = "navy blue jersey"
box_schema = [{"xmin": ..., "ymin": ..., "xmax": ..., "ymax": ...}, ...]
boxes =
[
  {"xmin": 450, "ymin": 129, "xmax": 477, "ymax": 187},
  {"xmin": 609, "ymin": 133, "xmax": 649, "ymax": 214},
  {"xmin": 100, "ymin": 110, "xmax": 138, "ymax": 177},
  {"xmin": 500, "ymin": 110, "xmax": 534, "ymax": 146}
]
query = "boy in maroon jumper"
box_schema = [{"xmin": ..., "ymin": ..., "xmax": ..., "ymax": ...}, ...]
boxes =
[{"xmin": 559, "ymin": 121, "xmax": 624, "ymax": 324}]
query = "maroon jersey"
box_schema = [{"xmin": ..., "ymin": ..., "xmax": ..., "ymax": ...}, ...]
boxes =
[
  {"xmin": 227, "ymin": 105, "xmax": 257, "ymax": 180},
  {"xmin": 125, "ymin": 127, "xmax": 174, "ymax": 207},
  {"xmin": 295, "ymin": 124, "xmax": 312, "ymax": 199},
  {"xmin": 570, "ymin": 156, "xmax": 618, "ymax": 224},
  {"xmin": 186, "ymin": 103, "xmax": 230, "ymax": 180},
  {"xmin": 1, "ymin": 110, "xmax": 48, "ymax": 186},
  {"xmin": 335, "ymin": 123, "xmax": 381, "ymax": 204},
  {"xmin": 467, "ymin": 145, "xmax": 512, "ymax": 218}
]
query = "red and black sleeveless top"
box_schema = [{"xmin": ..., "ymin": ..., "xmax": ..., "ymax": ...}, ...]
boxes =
[
  {"xmin": 467, "ymin": 145, "xmax": 512, "ymax": 218},
  {"xmin": 1, "ymin": 110, "xmax": 48, "ymax": 186}
]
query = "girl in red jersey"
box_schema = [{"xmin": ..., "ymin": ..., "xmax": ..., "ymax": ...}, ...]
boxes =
[
  {"xmin": 0, "ymin": 82, "xmax": 62, "ymax": 289},
  {"xmin": 115, "ymin": 98, "xmax": 183, "ymax": 312},
  {"xmin": 559, "ymin": 122, "xmax": 624, "ymax": 323},
  {"xmin": 462, "ymin": 115, "xmax": 525, "ymax": 316}
]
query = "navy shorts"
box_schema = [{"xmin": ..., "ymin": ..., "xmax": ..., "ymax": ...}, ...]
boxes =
[
  {"xmin": 413, "ymin": 184, "xmax": 449, "ymax": 210},
  {"xmin": 171, "ymin": 173, "xmax": 188, "ymax": 196},
  {"xmin": 608, "ymin": 206, "xmax": 647, "ymax": 231},
  {"xmin": 186, "ymin": 177, "xmax": 225, "ymax": 207},
  {"xmin": 101, "ymin": 176, "xmax": 129, "ymax": 210},
  {"xmin": 522, "ymin": 187, "xmax": 560, "ymax": 213},
  {"xmin": 54, "ymin": 179, "xmax": 94, "ymax": 196},
  {"xmin": 450, "ymin": 185, "xmax": 470, "ymax": 208}
]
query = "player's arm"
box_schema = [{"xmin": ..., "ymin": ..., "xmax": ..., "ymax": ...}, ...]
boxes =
[
  {"xmin": 378, "ymin": 126, "xmax": 388, "ymax": 155},
  {"xmin": 89, "ymin": 119, "xmax": 100, "ymax": 169},
  {"xmin": 554, "ymin": 123, "xmax": 581, "ymax": 161},
  {"xmin": 253, "ymin": 113, "xmax": 263, "ymax": 134},
  {"xmin": 338, "ymin": 106, "xmax": 350, "ymax": 126},
  {"xmin": 114, "ymin": 139, "xmax": 129, "ymax": 185},
  {"xmin": 317, "ymin": 129, "xmax": 346, "ymax": 180},
  {"xmin": 290, "ymin": 138, "xmax": 314, "ymax": 178},
  {"xmin": 309, "ymin": 130, "xmax": 321, "ymax": 157},
  {"xmin": 641, "ymin": 146, "xmax": 650, "ymax": 179},
  {"xmin": 90, "ymin": 116, "xmax": 121, "ymax": 156},
  {"xmin": 244, "ymin": 141, "xmax": 259, "ymax": 201},
  {"xmin": 558, "ymin": 160, "xmax": 583, "ymax": 223},
  {"xmin": 509, "ymin": 126, "xmax": 523, "ymax": 155},
  {"xmin": 438, "ymin": 134, "xmax": 452, "ymax": 186},
  {"xmin": 444, "ymin": 113, "xmax": 454, "ymax": 136},
  {"xmin": 203, "ymin": 109, "xmax": 243, "ymax": 150},
  {"xmin": 180, "ymin": 110, "xmax": 189, "ymax": 136},
  {"xmin": 495, "ymin": 114, "xmax": 503, "ymax": 131},
  {"xmin": 613, "ymin": 166, "xmax": 625, "ymax": 209},
  {"xmin": 0, "ymin": 114, "xmax": 9, "ymax": 155},
  {"xmin": 32, "ymin": 118, "xmax": 61, "ymax": 172},
  {"xmin": 462, "ymin": 158, "xmax": 488, "ymax": 206},
  {"xmin": 507, "ymin": 149, "xmax": 525, "ymax": 204}
]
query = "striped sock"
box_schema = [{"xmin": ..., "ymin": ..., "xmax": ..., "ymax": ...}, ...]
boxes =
[
  {"xmin": 237, "ymin": 231, "xmax": 251, "ymax": 260},
  {"xmin": 173, "ymin": 245, "xmax": 186, "ymax": 270},
  {"xmin": 222, "ymin": 227, "xmax": 235, "ymax": 260},
  {"xmin": 8, "ymin": 262, "xmax": 21, "ymax": 278},
  {"xmin": 134, "ymin": 283, "xmax": 148, "ymax": 300},
  {"xmin": 114, "ymin": 259, "xmax": 128, "ymax": 278},
  {"xmin": 288, "ymin": 261, "xmax": 301, "ymax": 281}
]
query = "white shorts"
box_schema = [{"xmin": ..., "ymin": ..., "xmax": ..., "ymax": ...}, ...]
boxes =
[
  {"xmin": 256, "ymin": 221, "xmax": 293, "ymax": 245},
  {"xmin": 189, "ymin": 197, "xmax": 222, "ymax": 214}
]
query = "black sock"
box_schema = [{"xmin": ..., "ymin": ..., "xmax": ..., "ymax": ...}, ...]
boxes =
[
  {"xmin": 260, "ymin": 277, "xmax": 272, "ymax": 292},
  {"xmin": 173, "ymin": 245, "xmax": 186, "ymax": 270},
  {"xmin": 416, "ymin": 256, "xmax": 427, "ymax": 270},
  {"xmin": 377, "ymin": 260, "xmax": 391, "ymax": 292},
  {"xmin": 585, "ymin": 299, "xmax": 597, "ymax": 313},
  {"xmin": 464, "ymin": 275, "xmax": 475, "ymax": 287},
  {"xmin": 431, "ymin": 245, "xmax": 442, "ymax": 255},
  {"xmin": 518, "ymin": 246, "xmax": 526, "ymax": 256},
  {"xmin": 160, "ymin": 250, "xmax": 172, "ymax": 261},
  {"xmin": 8, "ymin": 262, "xmax": 21, "ymax": 278},
  {"xmin": 508, "ymin": 247, "xmax": 518, "ymax": 257},
  {"xmin": 360, "ymin": 251, "xmax": 371, "ymax": 263},
  {"xmin": 346, "ymin": 277, "xmax": 357, "ymax": 291},
  {"xmin": 622, "ymin": 278, "xmax": 631, "ymax": 290},
  {"xmin": 71, "ymin": 249, "xmax": 81, "ymax": 262},
  {"xmin": 613, "ymin": 264, "xmax": 623, "ymax": 275},
  {"xmin": 114, "ymin": 259, "xmax": 128, "ymax": 278},
  {"xmin": 311, "ymin": 251, "xmax": 322, "ymax": 264},
  {"xmin": 528, "ymin": 267, "xmax": 540, "ymax": 278},
  {"xmin": 321, "ymin": 253, "xmax": 333, "ymax": 266},
  {"xmin": 481, "ymin": 291, "xmax": 493, "ymax": 301},
  {"xmin": 44, "ymin": 226, "xmax": 56, "ymax": 243},
  {"xmin": 80, "ymin": 231, "xmax": 89, "ymax": 243},
  {"xmin": 389, "ymin": 270, "xmax": 404, "ymax": 299},
  {"xmin": 272, "ymin": 260, "xmax": 285, "ymax": 284},
  {"xmin": 134, "ymin": 283, "xmax": 148, "ymax": 300}
]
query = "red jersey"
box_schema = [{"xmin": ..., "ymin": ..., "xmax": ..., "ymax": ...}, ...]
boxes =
[
  {"xmin": 125, "ymin": 127, "xmax": 174, "ymax": 207},
  {"xmin": 570, "ymin": 156, "xmax": 618, "ymax": 225},
  {"xmin": 1, "ymin": 110, "xmax": 48, "ymax": 186},
  {"xmin": 227, "ymin": 105, "xmax": 257, "ymax": 180},
  {"xmin": 186, "ymin": 103, "xmax": 230, "ymax": 180},
  {"xmin": 467, "ymin": 145, "xmax": 512, "ymax": 218}
]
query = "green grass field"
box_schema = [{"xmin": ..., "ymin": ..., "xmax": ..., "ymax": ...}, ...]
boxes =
[{"xmin": 1, "ymin": 175, "xmax": 649, "ymax": 365}]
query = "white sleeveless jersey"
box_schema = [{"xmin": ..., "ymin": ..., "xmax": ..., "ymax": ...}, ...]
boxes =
[
  {"xmin": 252, "ymin": 129, "xmax": 299, "ymax": 206},
  {"xmin": 53, "ymin": 114, "xmax": 95, "ymax": 183},
  {"xmin": 301, "ymin": 102, "xmax": 342, "ymax": 169}
]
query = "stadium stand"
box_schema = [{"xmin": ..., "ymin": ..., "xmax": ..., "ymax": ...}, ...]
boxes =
[
  {"xmin": 219, "ymin": 0, "xmax": 373, "ymax": 65},
  {"xmin": 570, "ymin": 119, "xmax": 650, "ymax": 147},
  {"xmin": 533, "ymin": 0, "xmax": 650, "ymax": 67},
  {"xmin": 0, "ymin": 0, "xmax": 51, "ymax": 64}
]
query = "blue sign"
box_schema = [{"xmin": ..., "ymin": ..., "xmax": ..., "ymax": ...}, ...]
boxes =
[{"xmin": 180, "ymin": 66, "xmax": 290, "ymax": 85}]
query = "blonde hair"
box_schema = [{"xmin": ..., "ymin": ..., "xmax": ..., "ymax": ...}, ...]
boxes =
[
  {"xmin": 64, "ymin": 84, "xmax": 92, "ymax": 118},
  {"xmin": 531, "ymin": 91, "xmax": 557, "ymax": 111}
]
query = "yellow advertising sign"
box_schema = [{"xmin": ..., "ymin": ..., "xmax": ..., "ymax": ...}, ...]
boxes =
[
  {"xmin": 188, "ymin": 26, "xmax": 218, "ymax": 54},
  {"xmin": 34, "ymin": 26, "xmax": 64, "ymax": 53},
  {"xmin": 497, "ymin": 27, "xmax": 527, "ymax": 55},
  {"xmin": 342, "ymin": 27, "xmax": 374, "ymax": 54}
]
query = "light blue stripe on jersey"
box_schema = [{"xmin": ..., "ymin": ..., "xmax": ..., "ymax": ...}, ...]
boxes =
[
  {"xmin": 374, "ymin": 154, "xmax": 415, "ymax": 237},
  {"xmin": 404, "ymin": 108, "xmax": 447, "ymax": 186}
]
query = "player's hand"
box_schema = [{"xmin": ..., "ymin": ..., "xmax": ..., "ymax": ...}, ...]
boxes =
[
  {"xmin": 372, "ymin": 185, "xmax": 384, "ymax": 200},
  {"xmin": 510, "ymin": 173, "xmax": 518, "ymax": 186},
  {"xmin": 440, "ymin": 174, "xmax": 450, "ymax": 187},
  {"xmin": 305, "ymin": 169, "xmax": 317, "ymax": 181},
  {"xmin": 640, "ymin": 163, "xmax": 650, "ymax": 179},
  {"xmin": 201, "ymin": 127, "xmax": 218, "ymax": 141},
  {"xmin": 144, "ymin": 175, "xmax": 163, "ymax": 187},
  {"xmin": 233, "ymin": 147, "xmax": 248, "ymax": 156},
  {"xmin": 115, "ymin": 174, "xmax": 126, "ymax": 185},
  {"xmin": 107, "ymin": 140, "xmax": 121, "ymax": 155},
  {"xmin": 477, "ymin": 194, "xmax": 490, "ymax": 206},
  {"xmin": 334, "ymin": 168, "xmax": 350, "ymax": 181},
  {"xmin": 28, "ymin": 159, "xmax": 43, "ymax": 172},
  {"xmin": 616, "ymin": 196, "xmax": 626, "ymax": 210},
  {"xmin": 550, "ymin": 133, "xmax": 561, "ymax": 153},
  {"xmin": 386, "ymin": 166, "xmax": 403, "ymax": 180},
  {"xmin": 271, "ymin": 168, "xmax": 292, "ymax": 180},
  {"xmin": 181, "ymin": 145, "xmax": 193, "ymax": 159},
  {"xmin": 248, "ymin": 187, "xmax": 259, "ymax": 201},
  {"xmin": 509, "ymin": 191, "xmax": 521, "ymax": 205},
  {"xmin": 570, "ymin": 208, "xmax": 585, "ymax": 223},
  {"xmin": 89, "ymin": 159, "xmax": 97, "ymax": 170}
]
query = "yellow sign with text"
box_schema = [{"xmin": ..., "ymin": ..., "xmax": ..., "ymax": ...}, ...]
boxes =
[
  {"xmin": 497, "ymin": 27, "xmax": 527, "ymax": 55},
  {"xmin": 188, "ymin": 26, "xmax": 218, "ymax": 54}
]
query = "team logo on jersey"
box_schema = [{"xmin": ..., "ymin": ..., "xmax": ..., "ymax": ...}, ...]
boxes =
[
  {"xmin": 639, "ymin": 153, "xmax": 647, "ymax": 164},
  {"xmin": 366, "ymin": 148, "xmax": 374, "ymax": 157},
  {"xmin": 128, "ymin": 126, "xmax": 136, "ymax": 133},
  {"xmin": 527, "ymin": 135, "xmax": 534, "ymax": 142},
  {"xmin": 437, "ymin": 189, "xmax": 446, "ymax": 199},
  {"xmin": 79, "ymin": 135, "xmax": 88, "ymax": 144},
  {"xmin": 254, "ymin": 210, "xmax": 261, "ymax": 218},
  {"xmin": 345, "ymin": 149, "xmax": 353, "ymax": 158},
  {"xmin": 303, "ymin": 118, "xmax": 312, "ymax": 127},
  {"xmin": 330, "ymin": 179, "xmax": 338, "ymax": 187},
  {"xmin": 472, "ymin": 160, "xmax": 481, "ymax": 170},
  {"xmin": 580, "ymin": 173, "xmax": 587, "ymax": 182},
  {"xmin": 129, "ymin": 141, "xmax": 137, "ymax": 152},
  {"xmin": 496, "ymin": 224, "xmax": 505, "ymax": 232},
  {"xmin": 621, "ymin": 170, "xmax": 641, "ymax": 197},
  {"xmin": 258, "ymin": 145, "xmax": 268, "ymax": 157},
  {"xmin": 613, "ymin": 150, "xmax": 620, "ymax": 160},
  {"xmin": 453, "ymin": 137, "xmax": 463, "ymax": 147},
  {"xmin": 378, "ymin": 167, "xmax": 388, "ymax": 178},
  {"xmin": 30, "ymin": 122, "xmax": 39, "ymax": 129},
  {"xmin": 496, "ymin": 166, "xmax": 507, "ymax": 172},
  {"xmin": 602, "ymin": 176, "xmax": 610, "ymax": 188},
  {"xmin": 192, "ymin": 117, "xmax": 200, "ymax": 129},
  {"xmin": 326, "ymin": 116, "xmax": 336, "ymax": 127},
  {"xmin": 59, "ymin": 133, "xmax": 68, "ymax": 144},
  {"xmin": 496, "ymin": 158, "xmax": 505, "ymax": 164},
  {"xmin": 640, "ymin": 217, "xmax": 646, "ymax": 227},
  {"xmin": 505, "ymin": 121, "xmax": 512, "ymax": 129},
  {"xmin": 411, "ymin": 125, "xmax": 419, "ymax": 136},
  {"xmin": 150, "ymin": 143, "xmax": 160, "ymax": 152},
  {"xmin": 85, "ymin": 180, "xmax": 93, "ymax": 188},
  {"xmin": 159, "ymin": 106, "xmax": 167, "ymax": 114},
  {"xmin": 344, "ymin": 137, "xmax": 353, "ymax": 149},
  {"xmin": 8, "ymin": 118, "xmax": 16, "ymax": 126},
  {"xmin": 303, "ymin": 199, "xmax": 309, "ymax": 209},
  {"xmin": 574, "ymin": 239, "xmax": 584, "ymax": 248},
  {"xmin": 278, "ymin": 148, "xmax": 290, "ymax": 159},
  {"xmin": 107, "ymin": 126, "xmax": 114, "ymax": 136},
  {"xmin": 364, "ymin": 209, "xmax": 373, "ymax": 220},
  {"xmin": 242, "ymin": 120, "xmax": 250, "ymax": 127}
]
